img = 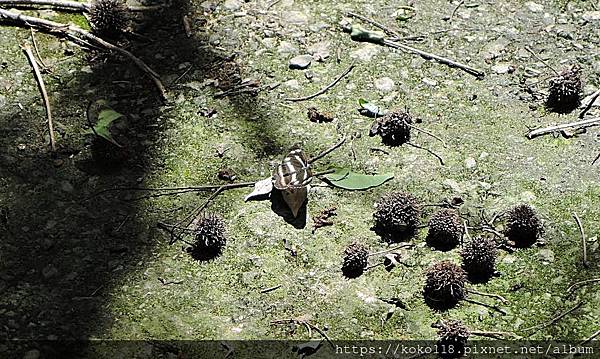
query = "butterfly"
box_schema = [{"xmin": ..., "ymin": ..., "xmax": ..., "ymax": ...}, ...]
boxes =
[{"xmin": 272, "ymin": 149, "xmax": 313, "ymax": 217}]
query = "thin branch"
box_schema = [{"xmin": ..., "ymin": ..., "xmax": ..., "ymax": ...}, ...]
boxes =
[
  {"xmin": 579, "ymin": 89, "xmax": 600, "ymax": 119},
  {"xmin": 407, "ymin": 124, "xmax": 446, "ymax": 146},
  {"xmin": 470, "ymin": 330, "xmax": 515, "ymax": 339},
  {"xmin": 365, "ymin": 262, "xmax": 384, "ymax": 271},
  {"xmin": 169, "ymin": 186, "xmax": 233, "ymax": 244},
  {"xmin": 572, "ymin": 212, "xmax": 588, "ymax": 268},
  {"xmin": 270, "ymin": 319, "xmax": 333, "ymax": 348},
  {"xmin": 346, "ymin": 11, "xmax": 402, "ymax": 39},
  {"xmin": 527, "ymin": 117, "xmax": 600, "ymax": 139},
  {"xmin": 0, "ymin": 9, "xmax": 167, "ymax": 100},
  {"xmin": 381, "ymin": 38, "xmax": 484, "ymax": 78},
  {"xmin": 367, "ymin": 243, "xmax": 414, "ymax": 257},
  {"xmin": 30, "ymin": 28, "xmax": 50, "ymax": 71},
  {"xmin": 312, "ymin": 169, "xmax": 336, "ymax": 177},
  {"xmin": 21, "ymin": 44, "xmax": 56, "ymax": 152},
  {"xmin": 0, "ymin": 0, "xmax": 88, "ymax": 11},
  {"xmin": 566, "ymin": 278, "xmax": 600, "ymax": 294},
  {"xmin": 464, "ymin": 298, "xmax": 507, "ymax": 315},
  {"xmin": 580, "ymin": 329, "xmax": 600, "ymax": 345},
  {"xmin": 467, "ymin": 289, "xmax": 508, "ymax": 304},
  {"xmin": 524, "ymin": 46, "xmax": 559, "ymax": 76},
  {"xmin": 308, "ymin": 137, "xmax": 346, "ymax": 164},
  {"xmin": 448, "ymin": 0, "xmax": 464, "ymax": 22},
  {"xmin": 463, "ymin": 221, "xmax": 471, "ymax": 240},
  {"xmin": 406, "ymin": 142, "xmax": 444, "ymax": 165},
  {"xmin": 260, "ymin": 285, "xmax": 281, "ymax": 294},
  {"xmin": 87, "ymin": 181, "xmax": 255, "ymax": 200},
  {"xmin": 592, "ymin": 152, "xmax": 600, "ymax": 165},
  {"xmin": 0, "ymin": 0, "xmax": 166, "ymax": 12},
  {"xmin": 284, "ymin": 64, "xmax": 355, "ymax": 102},
  {"xmin": 522, "ymin": 301, "xmax": 584, "ymax": 333}
]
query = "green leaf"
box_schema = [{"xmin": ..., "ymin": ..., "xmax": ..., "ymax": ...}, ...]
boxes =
[
  {"xmin": 323, "ymin": 168, "xmax": 393, "ymax": 190},
  {"xmin": 87, "ymin": 108, "xmax": 124, "ymax": 146},
  {"xmin": 325, "ymin": 167, "xmax": 350, "ymax": 181}
]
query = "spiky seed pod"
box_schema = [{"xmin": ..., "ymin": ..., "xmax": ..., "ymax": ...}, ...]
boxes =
[
  {"xmin": 373, "ymin": 192, "xmax": 420, "ymax": 242},
  {"xmin": 191, "ymin": 213, "xmax": 227, "ymax": 258},
  {"xmin": 436, "ymin": 319, "xmax": 470, "ymax": 358},
  {"xmin": 369, "ymin": 110, "xmax": 412, "ymax": 146},
  {"xmin": 504, "ymin": 204, "xmax": 543, "ymax": 247},
  {"xmin": 426, "ymin": 209, "xmax": 463, "ymax": 250},
  {"xmin": 89, "ymin": 0, "xmax": 128, "ymax": 37},
  {"xmin": 546, "ymin": 66, "xmax": 583, "ymax": 114},
  {"xmin": 461, "ymin": 236, "xmax": 498, "ymax": 279},
  {"xmin": 342, "ymin": 242, "xmax": 369, "ymax": 278},
  {"xmin": 423, "ymin": 261, "xmax": 467, "ymax": 309}
]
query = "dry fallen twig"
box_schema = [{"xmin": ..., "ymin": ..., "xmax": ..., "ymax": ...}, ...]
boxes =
[
  {"xmin": 0, "ymin": 0, "xmax": 89, "ymax": 10},
  {"xmin": 21, "ymin": 44, "xmax": 56, "ymax": 152},
  {"xmin": 467, "ymin": 289, "xmax": 508, "ymax": 304},
  {"xmin": 308, "ymin": 137, "xmax": 346, "ymax": 164},
  {"xmin": 406, "ymin": 142, "xmax": 444, "ymax": 165},
  {"xmin": 346, "ymin": 11, "xmax": 402, "ymax": 39},
  {"xmin": 284, "ymin": 64, "xmax": 355, "ymax": 102},
  {"xmin": 0, "ymin": 8, "xmax": 167, "ymax": 100},
  {"xmin": 522, "ymin": 301, "xmax": 584, "ymax": 333},
  {"xmin": 447, "ymin": 0, "xmax": 464, "ymax": 22},
  {"xmin": 566, "ymin": 278, "xmax": 600, "ymax": 294},
  {"xmin": 579, "ymin": 89, "xmax": 600, "ymax": 119},
  {"xmin": 524, "ymin": 46, "xmax": 559, "ymax": 76},
  {"xmin": 260, "ymin": 285, "xmax": 281, "ymax": 294},
  {"xmin": 271, "ymin": 318, "xmax": 333, "ymax": 348},
  {"xmin": 464, "ymin": 298, "xmax": 507, "ymax": 315},
  {"xmin": 527, "ymin": 117, "xmax": 600, "ymax": 139},
  {"xmin": 572, "ymin": 212, "xmax": 588, "ymax": 268},
  {"xmin": 381, "ymin": 39, "xmax": 484, "ymax": 78}
]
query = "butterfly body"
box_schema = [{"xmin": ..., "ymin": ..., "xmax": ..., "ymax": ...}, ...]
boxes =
[{"xmin": 272, "ymin": 149, "xmax": 313, "ymax": 217}]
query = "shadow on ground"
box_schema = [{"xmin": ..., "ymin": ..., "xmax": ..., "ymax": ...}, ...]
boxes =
[{"xmin": 0, "ymin": 1, "xmax": 275, "ymax": 357}]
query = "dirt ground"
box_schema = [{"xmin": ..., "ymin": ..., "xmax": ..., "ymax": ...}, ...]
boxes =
[{"xmin": 1, "ymin": 0, "xmax": 600, "ymax": 357}]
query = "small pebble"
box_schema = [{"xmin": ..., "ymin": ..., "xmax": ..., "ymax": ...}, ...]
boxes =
[
  {"xmin": 288, "ymin": 54, "xmax": 312, "ymax": 70},
  {"xmin": 375, "ymin": 77, "xmax": 395, "ymax": 92},
  {"xmin": 422, "ymin": 78, "xmax": 438, "ymax": 87},
  {"xmin": 525, "ymin": 1, "xmax": 543, "ymax": 13}
]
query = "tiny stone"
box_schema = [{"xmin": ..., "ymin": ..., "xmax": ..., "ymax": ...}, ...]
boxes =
[
  {"xmin": 538, "ymin": 249, "xmax": 555, "ymax": 262},
  {"xmin": 277, "ymin": 41, "xmax": 298, "ymax": 54},
  {"xmin": 422, "ymin": 78, "xmax": 438, "ymax": 87},
  {"xmin": 375, "ymin": 77, "xmax": 395, "ymax": 92},
  {"xmin": 492, "ymin": 64, "xmax": 514, "ymax": 74},
  {"xmin": 283, "ymin": 79, "xmax": 300, "ymax": 90},
  {"xmin": 350, "ymin": 44, "xmax": 380, "ymax": 61},
  {"xmin": 502, "ymin": 255, "xmax": 516, "ymax": 264},
  {"xmin": 525, "ymin": 1, "xmax": 543, "ymax": 12},
  {"xmin": 288, "ymin": 55, "xmax": 312, "ymax": 70},
  {"xmin": 223, "ymin": 0, "xmax": 241, "ymax": 11},
  {"xmin": 283, "ymin": 11, "xmax": 309, "ymax": 25},
  {"xmin": 465, "ymin": 157, "xmax": 476, "ymax": 169},
  {"xmin": 582, "ymin": 11, "xmax": 600, "ymax": 21}
]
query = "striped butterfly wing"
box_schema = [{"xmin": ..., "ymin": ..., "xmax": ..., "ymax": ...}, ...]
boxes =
[{"xmin": 273, "ymin": 149, "xmax": 313, "ymax": 190}]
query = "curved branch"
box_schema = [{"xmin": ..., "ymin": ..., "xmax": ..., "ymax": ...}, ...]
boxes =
[
  {"xmin": 0, "ymin": 8, "xmax": 167, "ymax": 100},
  {"xmin": 0, "ymin": 0, "xmax": 89, "ymax": 11}
]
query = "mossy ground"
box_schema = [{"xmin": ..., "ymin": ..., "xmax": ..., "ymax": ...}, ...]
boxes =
[{"xmin": 1, "ymin": 0, "xmax": 600, "ymax": 357}]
